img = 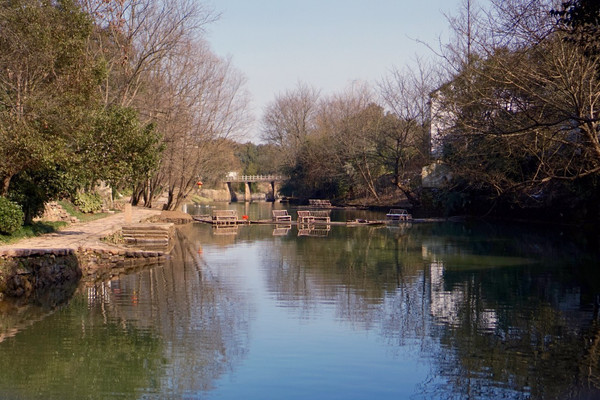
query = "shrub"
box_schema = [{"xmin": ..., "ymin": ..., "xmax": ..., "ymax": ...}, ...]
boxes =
[
  {"xmin": 0, "ymin": 197, "xmax": 24, "ymax": 234},
  {"xmin": 73, "ymin": 191, "xmax": 103, "ymax": 214}
]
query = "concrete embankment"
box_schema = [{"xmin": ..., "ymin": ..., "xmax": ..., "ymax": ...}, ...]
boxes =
[{"xmin": 0, "ymin": 207, "xmax": 168, "ymax": 300}]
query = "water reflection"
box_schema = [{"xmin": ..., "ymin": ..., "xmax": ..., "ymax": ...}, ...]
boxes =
[
  {"xmin": 0, "ymin": 211, "xmax": 599, "ymax": 399},
  {"xmin": 212, "ymin": 224, "xmax": 239, "ymax": 236},
  {"xmin": 254, "ymin": 221, "xmax": 600, "ymax": 399},
  {"xmin": 0, "ymin": 225, "xmax": 251, "ymax": 399},
  {"xmin": 297, "ymin": 224, "xmax": 331, "ymax": 237},
  {"xmin": 273, "ymin": 224, "xmax": 292, "ymax": 236}
]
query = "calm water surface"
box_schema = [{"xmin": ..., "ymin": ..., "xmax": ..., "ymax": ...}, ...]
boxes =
[{"xmin": 1, "ymin": 203, "xmax": 600, "ymax": 399}]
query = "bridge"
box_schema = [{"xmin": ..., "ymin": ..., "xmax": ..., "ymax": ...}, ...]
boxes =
[{"xmin": 223, "ymin": 174, "xmax": 287, "ymax": 202}]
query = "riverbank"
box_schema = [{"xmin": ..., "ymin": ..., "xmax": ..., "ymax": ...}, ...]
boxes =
[{"xmin": 0, "ymin": 206, "xmax": 166, "ymax": 300}]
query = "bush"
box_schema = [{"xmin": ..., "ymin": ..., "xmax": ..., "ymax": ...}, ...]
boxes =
[
  {"xmin": 0, "ymin": 197, "xmax": 24, "ymax": 234},
  {"xmin": 73, "ymin": 192, "xmax": 103, "ymax": 213}
]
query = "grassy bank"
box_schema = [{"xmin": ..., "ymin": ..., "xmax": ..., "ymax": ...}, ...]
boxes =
[
  {"xmin": 0, "ymin": 221, "xmax": 67, "ymax": 244},
  {"xmin": 0, "ymin": 200, "xmax": 120, "ymax": 244},
  {"xmin": 57, "ymin": 200, "xmax": 117, "ymax": 223}
]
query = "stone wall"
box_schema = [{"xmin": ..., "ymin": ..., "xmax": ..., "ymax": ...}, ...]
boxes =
[
  {"xmin": 35, "ymin": 202, "xmax": 79, "ymax": 223},
  {"xmin": 0, "ymin": 248, "xmax": 167, "ymax": 300},
  {"xmin": 0, "ymin": 249, "xmax": 81, "ymax": 298},
  {"xmin": 77, "ymin": 248, "xmax": 166, "ymax": 283}
]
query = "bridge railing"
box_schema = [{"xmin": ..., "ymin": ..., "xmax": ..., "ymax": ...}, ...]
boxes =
[{"xmin": 224, "ymin": 175, "xmax": 286, "ymax": 183}]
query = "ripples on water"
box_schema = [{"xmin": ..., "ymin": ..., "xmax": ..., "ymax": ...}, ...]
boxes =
[{"xmin": 0, "ymin": 204, "xmax": 599, "ymax": 399}]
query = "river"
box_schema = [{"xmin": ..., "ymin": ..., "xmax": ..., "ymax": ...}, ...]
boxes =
[{"xmin": 0, "ymin": 202, "xmax": 599, "ymax": 399}]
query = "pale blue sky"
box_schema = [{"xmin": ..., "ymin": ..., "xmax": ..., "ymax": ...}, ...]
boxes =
[{"xmin": 206, "ymin": 0, "xmax": 463, "ymax": 141}]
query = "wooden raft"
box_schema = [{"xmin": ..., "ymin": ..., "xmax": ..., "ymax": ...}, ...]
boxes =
[
  {"xmin": 272, "ymin": 210, "xmax": 292, "ymax": 222},
  {"xmin": 308, "ymin": 199, "xmax": 332, "ymax": 208},
  {"xmin": 385, "ymin": 209, "xmax": 412, "ymax": 221},
  {"xmin": 212, "ymin": 209, "xmax": 238, "ymax": 224},
  {"xmin": 297, "ymin": 210, "xmax": 331, "ymax": 224}
]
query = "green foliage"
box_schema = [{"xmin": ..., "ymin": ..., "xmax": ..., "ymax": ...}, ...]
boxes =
[
  {"xmin": 191, "ymin": 194, "xmax": 212, "ymax": 204},
  {"xmin": 553, "ymin": 0, "xmax": 600, "ymax": 60},
  {"xmin": 8, "ymin": 165, "xmax": 78, "ymax": 224},
  {"xmin": 77, "ymin": 105, "xmax": 164, "ymax": 189},
  {"xmin": 435, "ymin": 188, "xmax": 474, "ymax": 217},
  {"xmin": 0, "ymin": 197, "xmax": 24, "ymax": 234},
  {"xmin": 279, "ymin": 151, "xmax": 349, "ymax": 201},
  {"xmin": 58, "ymin": 199, "xmax": 112, "ymax": 222},
  {"xmin": 128, "ymin": 121, "xmax": 164, "ymax": 185},
  {"xmin": 233, "ymin": 142, "xmax": 281, "ymax": 176},
  {"xmin": 101, "ymin": 230, "xmax": 124, "ymax": 245},
  {"xmin": 0, "ymin": 0, "xmax": 98, "ymax": 195},
  {"xmin": 73, "ymin": 192, "xmax": 103, "ymax": 214},
  {"xmin": 0, "ymin": 221, "xmax": 65, "ymax": 244},
  {"xmin": 553, "ymin": 0, "xmax": 600, "ymax": 34}
]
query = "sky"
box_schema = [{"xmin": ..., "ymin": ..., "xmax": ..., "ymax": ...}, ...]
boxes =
[{"xmin": 206, "ymin": 0, "xmax": 463, "ymax": 142}]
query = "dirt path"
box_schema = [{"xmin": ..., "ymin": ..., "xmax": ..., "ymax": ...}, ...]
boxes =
[{"xmin": 0, "ymin": 207, "xmax": 162, "ymax": 254}]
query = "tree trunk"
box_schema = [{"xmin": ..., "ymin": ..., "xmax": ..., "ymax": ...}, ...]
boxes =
[
  {"xmin": 146, "ymin": 177, "xmax": 162, "ymax": 209},
  {"xmin": 395, "ymin": 181, "xmax": 420, "ymax": 206},
  {"xmin": 172, "ymin": 190, "xmax": 189, "ymax": 212},
  {"xmin": 142, "ymin": 185, "xmax": 149, "ymax": 205},
  {"xmin": 131, "ymin": 184, "xmax": 145, "ymax": 206},
  {"xmin": 1, "ymin": 175, "xmax": 12, "ymax": 197},
  {"xmin": 163, "ymin": 188, "xmax": 174, "ymax": 210},
  {"xmin": 23, "ymin": 205, "xmax": 34, "ymax": 226},
  {"xmin": 357, "ymin": 163, "xmax": 379, "ymax": 201}
]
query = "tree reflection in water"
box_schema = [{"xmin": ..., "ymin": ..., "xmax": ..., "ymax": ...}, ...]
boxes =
[
  {"xmin": 255, "ymin": 222, "xmax": 600, "ymax": 400},
  {"xmin": 0, "ymin": 218, "xmax": 599, "ymax": 399},
  {"xmin": 0, "ymin": 226, "xmax": 252, "ymax": 399}
]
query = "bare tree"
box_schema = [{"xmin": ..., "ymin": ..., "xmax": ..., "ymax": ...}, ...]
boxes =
[
  {"xmin": 80, "ymin": 0, "xmax": 218, "ymax": 108},
  {"xmin": 318, "ymin": 82, "xmax": 383, "ymax": 200},
  {"xmin": 79, "ymin": 1, "xmax": 253, "ymax": 211},
  {"xmin": 261, "ymin": 82, "xmax": 320, "ymax": 169},
  {"xmin": 149, "ymin": 40, "xmax": 250, "ymax": 210},
  {"xmin": 436, "ymin": 0, "xmax": 600, "ymax": 209},
  {"xmin": 378, "ymin": 61, "xmax": 438, "ymax": 204},
  {"xmin": 431, "ymin": 0, "xmax": 490, "ymax": 78}
]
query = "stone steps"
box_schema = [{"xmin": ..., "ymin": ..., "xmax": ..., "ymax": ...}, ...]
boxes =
[{"xmin": 122, "ymin": 223, "xmax": 174, "ymax": 244}]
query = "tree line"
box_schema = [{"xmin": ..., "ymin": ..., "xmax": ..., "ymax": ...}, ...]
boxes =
[
  {"xmin": 0, "ymin": 0, "xmax": 249, "ymax": 225},
  {"xmin": 260, "ymin": 75, "xmax": 431, "ymax": 206},
  {"xmin": 260, "ymin": 0, "xmax": 600, "ymax": 221},
  {"xmin": 435, "ymin": 0, "xmax": 600, "ymax": 220},
  {"xmin": 1, "ymin": 0, "xmax": 598, "ymax": 226}
]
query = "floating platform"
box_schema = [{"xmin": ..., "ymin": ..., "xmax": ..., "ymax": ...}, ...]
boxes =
[{"xmin": 191, "ymin": 215, "xmax": 389, "ymax": 226}]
